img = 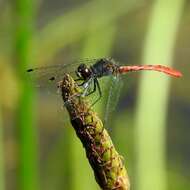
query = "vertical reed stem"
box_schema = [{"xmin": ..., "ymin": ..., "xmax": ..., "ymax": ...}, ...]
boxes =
[
  {"xmin": 135, "ymin": 1, "xmax": 185, "ymax": 190},
  {"xmin": 14, "ymin": 0, "xmax": 39, "ymax": 190}
]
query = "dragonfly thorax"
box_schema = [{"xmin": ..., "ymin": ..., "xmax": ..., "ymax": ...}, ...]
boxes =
[
  {"xmin": 91, "ymin": 58, "xmax": 119, "ymax": 78},
  {"xmin": 76, "ymin": 64, "xmax": 93, "ymax": 80}
]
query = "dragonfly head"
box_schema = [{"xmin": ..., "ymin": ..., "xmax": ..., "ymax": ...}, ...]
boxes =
[{"xmin": 76, "ymin": 64, "xmax": 92, "ymax": 80}]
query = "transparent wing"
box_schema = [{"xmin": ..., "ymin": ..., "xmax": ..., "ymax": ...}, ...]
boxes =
[
  {"xmin": 26, "ymin": 58, "xmax": 100, "ymax": 92},
  {"xmin": 103, "ymin": 76, "xmax": 123, "ymax": 128}
]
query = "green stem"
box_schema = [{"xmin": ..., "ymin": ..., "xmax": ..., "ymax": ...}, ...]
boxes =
[
  {"xmin": 61, "ymin": 74, "xmax": 130, "ymax": 190},
  {"xmin": 14, "ymin": 0, "xmax": 39, "ymax": 190},
  {"xmin": 135, "ymin": 1, "xmax": 185, "ymax": 190}
]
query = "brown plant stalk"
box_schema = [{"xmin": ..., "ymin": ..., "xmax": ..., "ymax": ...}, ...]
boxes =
[{"xmin": 60, "ymin": 74, "xmax": 130, "ymax": 190}]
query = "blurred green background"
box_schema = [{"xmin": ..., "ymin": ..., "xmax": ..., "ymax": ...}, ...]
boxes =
[{"xmin": 0, "ymin": 0, "xmax": 189, "ymax": 190}]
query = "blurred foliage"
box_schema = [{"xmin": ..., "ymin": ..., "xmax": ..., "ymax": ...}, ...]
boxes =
[
  {"xmin": 14, "ymin": 0, "xmax": 39, "ymax": 190},
  {"xmin": 135, "ymin": 1, "xmax": 185, "ymax": 190},
  {"xmin": 0, "ymin": 0, "xmax": 190, "ymax": 190}
]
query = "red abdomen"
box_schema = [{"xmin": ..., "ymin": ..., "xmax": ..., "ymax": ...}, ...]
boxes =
[{"xmin": 118, "ymin": 65, "xmax": 182, "ymax": 77}]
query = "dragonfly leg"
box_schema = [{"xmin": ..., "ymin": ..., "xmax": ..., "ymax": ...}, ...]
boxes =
[
  {"xmin": 74, "ymin": 78, "xmax": 84, "ymax": 86},
  {"xmin": 63, "ymin": 79, "xmax": 87, "ymax": 107},
  {"xmin": 82, "ymin": 78, "xmax": 94, "ymax": 97},
  {"xmin": 83, "ymin": 79, "xmax": 96, "ymax": 96},
  {"xmin": 68, "ymin": 78, "xmax": 102, "ymax": 107},
  {"xmin": 89, "ymin": 78, "xmax": 102, "ymax": 107},
  {"xmin": 63, "ymin": 79, "xmax": 91, "ymax": 107}
]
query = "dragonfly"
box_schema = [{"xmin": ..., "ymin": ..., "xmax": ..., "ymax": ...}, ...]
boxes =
[{"xmin": 27, "ymin": 57, "xmax": 182, "ymax": 106}]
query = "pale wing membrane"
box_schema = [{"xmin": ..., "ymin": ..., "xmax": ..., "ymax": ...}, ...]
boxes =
[
  {"xmin": 103, "ymin": 76, "xmax": 123, "ymax": 128},
  {"xmin": 26, "ymin": 59, "xmax": 99, "ymax": 93}
]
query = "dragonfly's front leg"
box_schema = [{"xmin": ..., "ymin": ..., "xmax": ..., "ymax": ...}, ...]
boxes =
[
  {"xmin": 81, "ymin": 78, "xmax": 94, "ymax": 97},
  {"xmin": 74, "ymin": 78, "xmax": 102, "ymax": 107},
  {"xmin": 82, "ymin": 78, "xmax": 102, "ymax": 107},
  {"xmin": 83, "ymin": 79, "xmax": 96, "ymax": 96},
  {"xmin": 74, "ymin": 78, "xmax": 84, "ymax": 86},
  {"xmin": 89, "ymin": 78, "xmax": 102, "ymax": 107},
  {"xmin": 63, "ymin": 79, "xmax": 88, "ymax": 107}
]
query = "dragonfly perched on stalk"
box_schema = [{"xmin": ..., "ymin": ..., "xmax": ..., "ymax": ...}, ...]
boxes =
[{"xmin": 27, "ymin": 57, "xmax": 182, "ymax": 106}]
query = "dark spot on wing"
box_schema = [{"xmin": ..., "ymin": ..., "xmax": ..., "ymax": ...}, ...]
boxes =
[
  {"xmin": 49, "ymin": 76, "xmax": 56, "ymax": 81},
  {"xmin": 27, "ymin": 69, "xmax": 33, "ymax": 72}
]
